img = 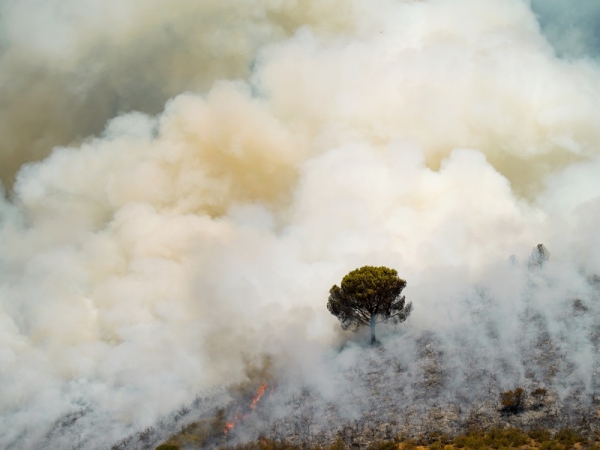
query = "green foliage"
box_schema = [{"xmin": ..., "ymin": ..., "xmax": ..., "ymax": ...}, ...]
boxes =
[
  {"xmin": 453, "ymin": 436, "xmax": 469, "ymax": 448},
  {"xmin": 526, "ymin": 430, "xmax": 589, "ymax": 450},
  {"xmin": 426, "ymin": 432, "xmax": 452, "ymax": 446},
  {"xmin": 500, "ymin": 388, "xmax": 525, "ymax": 414},
  {"xmin": 327, "ymin": 266, "xmax": 412, "ymax": 344},
  {"xmin": 486, "ymin": 428, "xmax": 529, "ymax": 448},
  {"xmin": 539, "ymin": 441, "xmax": 565, "ymax": 450},
  {"xmin": 226, "ymin": 439, "xmax": 328, "ymax": 450},
  {"xmin": 529, "ymin": 428, "xmax": 552, "ymax": 443},
  {"xmin": 215, "ymin": 428, "xmax": 597, "ymax": 450},
  {"xmin": 156, "ymin": 445, "xmax": 180, "ymax": 450},
  {"xmin": 367, "ymin": 441, "xmax": 398, "ymax": 450},
  {"xmin": 454, "ymin": 434, "xmax": 485, "ymax": 449},
  {"xmin": 453, "ymin": 427, "xmax": 530, "ymax": 449},
  {"xmin": 401, "ymin": 440, "xmax": 416, "ymax": 450},
  {"xmin": 554, "ymin": 428, "xmax": 584, "ymax": 446}
]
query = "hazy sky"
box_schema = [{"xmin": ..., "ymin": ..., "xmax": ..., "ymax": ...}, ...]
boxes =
[{"xmin": 532, "ymin": 0, "xmax": 600, "ymax": 58}]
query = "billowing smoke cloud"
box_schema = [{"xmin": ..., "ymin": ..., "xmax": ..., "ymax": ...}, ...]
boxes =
[
  {"xmin": 0, "ymin": 0, "xmax": 355, "ymax": 188},
  {"xmin": 1, "ymin": 0, "xmax": 600, "ymax": 448}
]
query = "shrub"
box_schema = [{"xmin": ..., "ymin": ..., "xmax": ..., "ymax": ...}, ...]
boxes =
[
  {"xmin": 368, "ymin": 441, "xmax": 398, "ymax": 450},
  {"xmin": 451, "ymin": 427, "xmax": 531, "ymax": 449},
  {"xmin": 539, "ymin": 441, "xmax": 565, "ymax": 450},
  {"xmin": 227, "ymin": 439, "xmax": 306, "ymax": 450},
  {"xmin": 453, "ymin": 436, "xmax": 468, "ymax": 448},
  {"xmin": 500, "ymin": 388, "xmax": 525, "ymax": 413},
  {"xmin": 439, "ymin": 434, "xmax": 452, "ymax": 445},
  {"xmin": 453, "ymin": 434, "xmax": 485, "ymax": 449},
  {"xmin": 481, "ymin": 427, "xmax": 529, "ymax": 448},
  {"xmin": 502, "ymin": 428, "xmax": 529, "ymax": 447},
  {"xmin": 426, "ymin": 432, "xmax": 452, "ymax": 446},
  {"xmin": 554, "ymin": 428, "xmax": 584, "ymax": 446},
  {"xmin": 156, "ymin": 445, "xmax": 180, "ymax": 450},
  {"xmin": 529, "ymin": 427, "xmax": 551, "ymax": 443},
  {"xmin": 429, "ymin": 441, "xmax": 443, "ymax": 450},
  {"xmin": 465, "ymin": 436, "xmax": 485, "ymax": 449},
  {"xmin": 401, "ymin": 440, "xmax": 416, "ymax": 450}
]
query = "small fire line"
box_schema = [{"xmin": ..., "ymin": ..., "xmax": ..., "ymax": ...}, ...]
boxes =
[{"xmin": 224, "ymin": 383, "xmax": 270, "ymax": 434}]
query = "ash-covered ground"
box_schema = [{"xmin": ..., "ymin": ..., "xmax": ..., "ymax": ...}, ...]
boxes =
[{"xmin": 111, "ymin": 260, "xmax": 600, "ymax": 450}]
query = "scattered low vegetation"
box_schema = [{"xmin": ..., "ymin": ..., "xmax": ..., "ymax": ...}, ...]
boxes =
[
  {"xmin": 155, "ymin": 426, "xmax": 599, "ymax": 450},
  {"xmin": 156, "ymin": 445, "xmax": 180, "ymax": 450},
  {"xmin": 367, "ymin": 441, "xmax": 401, "ymax": 450},
  {"xmin": 453, "ymin": 427, "xmax": 530, "ymax": 449}
]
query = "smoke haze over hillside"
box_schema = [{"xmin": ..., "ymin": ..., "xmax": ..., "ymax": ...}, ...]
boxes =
[{"xmin": 1, "ymin": 0, "xmax": 600, "ymax": 448}]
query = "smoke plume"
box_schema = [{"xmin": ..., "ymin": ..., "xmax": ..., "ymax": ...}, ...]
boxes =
[{"xmin": 1, "ymin": 0, "xmax": 600, "ymax": 448}]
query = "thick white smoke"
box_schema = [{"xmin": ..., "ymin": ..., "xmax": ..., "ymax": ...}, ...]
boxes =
[
  {"xmin": 1, "ymin": 0, "xmax": 600, "ymax": 448},
  {"xmin": 0, "ymin": 0, "xmax": 355, "ymax": 186}
]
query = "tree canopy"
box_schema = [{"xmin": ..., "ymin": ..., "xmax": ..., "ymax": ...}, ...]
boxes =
[
  {"xmin": 528, "ymin": 243, "xmax": 550, "ymax": 268},
  {"xmin": 327, "ymin": 266, "xmax": 412, "ymax": 345}
]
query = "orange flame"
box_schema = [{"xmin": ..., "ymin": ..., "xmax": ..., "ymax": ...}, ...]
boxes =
[
  {"xmin": 223, "ymin": 383, "xmax": 270, "ymax": 434},
  {"xmin": 250, "ymin": 383, "xmax": 268, "ymax": 410}
]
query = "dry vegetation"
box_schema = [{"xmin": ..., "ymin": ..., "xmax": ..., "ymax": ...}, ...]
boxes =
[{"xmin": 155, "ymin": 424, "xmax": 600, "ymax": 450}]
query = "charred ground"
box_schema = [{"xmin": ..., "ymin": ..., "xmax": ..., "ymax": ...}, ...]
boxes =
[{"xmin": 114, "ymin": 317, "xmax": 600, "ymax": 449}]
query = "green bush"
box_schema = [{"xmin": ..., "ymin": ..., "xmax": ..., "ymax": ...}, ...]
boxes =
[
  {"xmin": 453, "ymin": 434, "xmax": 486, "ymax": 449},
  {"xmin": 208, "ymin": 426, "xmax": 595, "ymax": 450},
  {"xmin": 426, "ymin": 432, "xmax": 451, "ymax": 445},
  {"xmin": 529, "ymin": 428, "xmax": 552, "ymax": 443},
  {"xmin": 451, "ymin": 427, "xmax": 530, "ymax": 449},
  {"xmin": 554, "ymin": 428, "xmax": 584, "ymax": 446},
  {"xmin": 402, "ymin": 440, "xmax": 416, "ymax": 450},
  {"xmin": 465, "ymin": 436, "xmax": 485, "ymax": 449},
  {"xmin": 497, "ymin": 428, "xmax": 529, "ymax": 447},
  {"xmin": 367, "ymin": 441, "xmax": 398, "ymax": 450},
  {"xmin": 156, "ymin": 445, "xmax": 180, "ymax": 450},
  {"xmin": 539, "ymin": 441, "xmax": 565, "ymax": 450},
  {"xmin": 454, "ymin": 435, "xmax": 468, "ymax": 448},
  {"xmin": 429, "ymin": 441, "xmax": 443, "ymax": 450}
]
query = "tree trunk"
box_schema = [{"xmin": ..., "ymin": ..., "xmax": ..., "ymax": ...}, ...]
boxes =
[{"xmin": 370, "ymin": 316, "xmax": 377, "ymax": 345}]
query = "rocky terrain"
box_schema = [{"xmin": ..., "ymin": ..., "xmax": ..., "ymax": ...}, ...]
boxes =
[
  {"xmin": 23, "ymin": 253, "xmax": 599, "ymax": 450},
  {"xmin": 113, "ymin": 331, "xmax": 600, "ymax": 450}
]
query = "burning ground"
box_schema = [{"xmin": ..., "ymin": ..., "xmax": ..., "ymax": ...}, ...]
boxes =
[
  {"xmin": 2, "ymin": 0, "xmax": 600, "ymax": 449},
  {"xmin": 113, "ymin": 256, "xmax": 600, "ymax": 449}
]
